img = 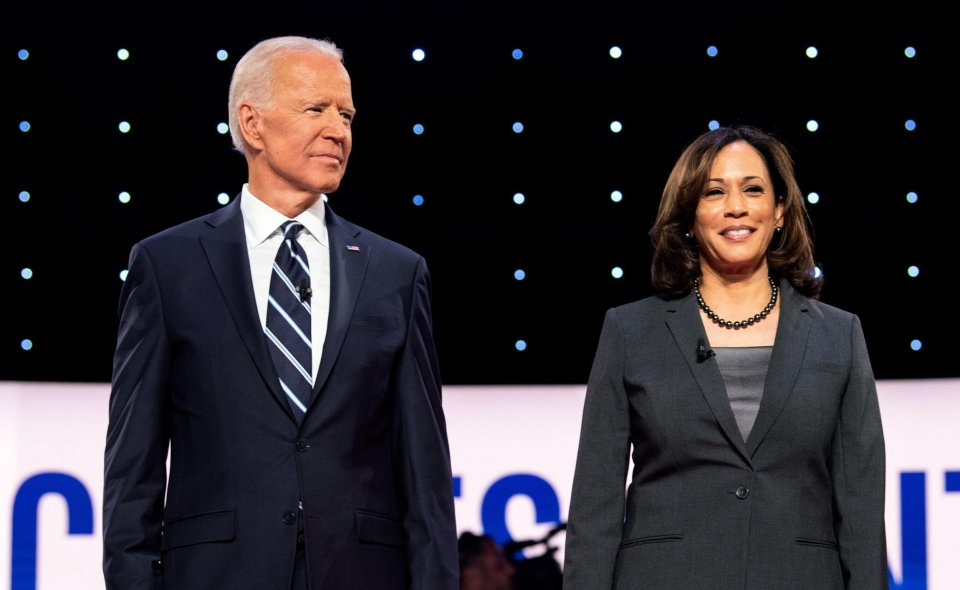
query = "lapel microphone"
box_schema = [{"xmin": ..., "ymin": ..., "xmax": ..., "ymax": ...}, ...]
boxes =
[
  {"xmin": 696, "ymin": 338, "xmax": 716, "ymax": 363},
  {"xmin": 297, "ymin": 281, "xmax": 312, "ymax": 303}
]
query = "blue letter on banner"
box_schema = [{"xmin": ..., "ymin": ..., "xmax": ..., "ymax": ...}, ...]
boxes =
[{"xmin": 11, "ymin": 473, "xmax": 94, "ymax": 590}]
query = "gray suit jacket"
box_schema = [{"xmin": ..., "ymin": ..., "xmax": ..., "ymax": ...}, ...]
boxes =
[{"xmin": 563, "ymin": 282, "xmax": 887, "ymax": 590}]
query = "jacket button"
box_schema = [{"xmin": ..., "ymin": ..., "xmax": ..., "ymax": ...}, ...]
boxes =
[
  {"xmin": 282, "ymin": 511, "xmax": 297, "ymax": 525},
  {"xmin": 735, "ymin": 486, "xmax": 750, "ymax": 499},
  {"xmin": 296, "ymin": 438, "xmax": 310, "ymax": 452}
]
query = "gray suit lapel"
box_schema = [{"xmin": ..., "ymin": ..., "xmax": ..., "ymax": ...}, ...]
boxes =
[
  {"xmin": 745, "ymin": 281, "xmax": 811, "ymax": 457},
  {"xmin": 664, "ymin": 294, "xmax": 751, "ymax": 463}
]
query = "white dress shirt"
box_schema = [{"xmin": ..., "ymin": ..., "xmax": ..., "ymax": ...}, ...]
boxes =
[{"xmin": 240, "ymin": 184, "xmax": 330, "ymax": 380}]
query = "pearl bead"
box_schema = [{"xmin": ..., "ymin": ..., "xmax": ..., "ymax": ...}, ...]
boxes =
[{"xmin": 694, "ymin": 276, "xmax": 777, "ymax": 330}]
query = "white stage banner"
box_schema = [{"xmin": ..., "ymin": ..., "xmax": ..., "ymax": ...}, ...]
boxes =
[{"xmin": 1, "ymin": 380, "xmax": 957, "ymax": 589}]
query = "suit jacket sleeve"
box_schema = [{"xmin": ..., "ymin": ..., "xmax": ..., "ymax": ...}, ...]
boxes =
[
  {"xmin": 392, "ymin": 257, "xmax": 459, "ymax": 589},
  {"xmin": 833, "ymin": 314, "xmax": 888, "ymax": 589},
  {"xmin": 103, "ymin": 243, "xmax": 170, "ymax": 590},
  {"xmin": 563, "ymin": 308, "xmax": 632, "ymax": 589}
]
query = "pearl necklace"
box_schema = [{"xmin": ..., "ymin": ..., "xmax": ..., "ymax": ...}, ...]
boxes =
[{"xmin": 694, "ymin": 276, "xmax": 778, "ymax": 329}]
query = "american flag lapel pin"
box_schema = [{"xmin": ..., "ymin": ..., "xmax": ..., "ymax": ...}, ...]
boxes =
[{"xmin": 346, "ymin": 245, "xmax": 360, "ymax": 251}]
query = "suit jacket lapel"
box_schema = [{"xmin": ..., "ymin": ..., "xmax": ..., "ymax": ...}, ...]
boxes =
[
  {"xmin": 312, "ymin": 206, "xmax": 369, "ymax": 397},
  {"xmin": 745, "ymin": 281, "xmax": 811, "ymax": 457},
  {"xmin": 664, "ymin": 293, "xmax": 751, "ymax": 463},
  {"xmin": 199, "ymin": 197, "xmax": 294, "ymax": 421}
]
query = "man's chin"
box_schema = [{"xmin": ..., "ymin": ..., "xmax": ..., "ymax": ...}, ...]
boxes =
[
  {"xmin": 313, "ymin": 184, "xmax": 340, "ymax": 196},
  {"xmin": 303, "ymin": 178, "xmax": 342, "ymax": 196}
]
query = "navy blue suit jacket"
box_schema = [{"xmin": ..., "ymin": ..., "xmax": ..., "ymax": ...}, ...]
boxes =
[{"xmin": 103, "ymin": 196, "xmax": 458, "ymax": 589}]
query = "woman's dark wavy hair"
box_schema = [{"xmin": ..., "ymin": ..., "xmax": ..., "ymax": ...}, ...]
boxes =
[{"xmin": 649, "ymin": 125, "xmax": 822, "ymax": 299}]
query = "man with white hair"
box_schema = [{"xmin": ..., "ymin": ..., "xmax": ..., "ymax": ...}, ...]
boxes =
[{"xmin": 103, "ymin": 36, "xmax": 458, "ymax": 590}]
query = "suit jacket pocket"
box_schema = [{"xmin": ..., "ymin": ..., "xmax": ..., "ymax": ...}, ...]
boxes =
[
  {"xmin": 792, "ymin": 537, "xmax": 842, "ymax": 590},
  {"xmin": 161, "ymin": 508, "xmax": 235, "ymax": 551},
  {"xmin": 793, "ymin": 537, "xmax": 839, "ymax": 550},
  {"xmin": 355, "ymin": 510, "xmax": 405, "ymax": 548},
  {"xmin": 613, "ymin": 534, "xmax": 684, "ymax": 590},
  {"xmin": 619, "ymin": 533, "xmax": 682, "ymax": 549}
]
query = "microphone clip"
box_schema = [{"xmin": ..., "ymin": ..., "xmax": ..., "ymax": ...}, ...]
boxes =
[
  {"xmin": 696, "ymin": 338, "xmax": 715, "ymax": 363},
  {"xmin": 297, "ymin": 282, "xmax": 312, "ymax": 303}
]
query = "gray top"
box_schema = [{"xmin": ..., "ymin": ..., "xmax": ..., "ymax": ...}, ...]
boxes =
[{"xmin": 713, "ymin": 346, "xmax": 774, "ymax": 442}]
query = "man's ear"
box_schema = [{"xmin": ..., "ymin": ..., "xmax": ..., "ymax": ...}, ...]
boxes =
[{"xmin": 237, "ymin": 103, "xmax": 264, "ymax": 151}]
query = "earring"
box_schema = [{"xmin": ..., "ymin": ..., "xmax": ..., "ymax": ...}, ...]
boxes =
[{"xmin": 770, "ymin": 225, "xmax": 784, "ymax": 250}]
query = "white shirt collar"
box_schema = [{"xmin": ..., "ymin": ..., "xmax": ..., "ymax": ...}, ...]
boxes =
[{"xmin": 240, "ymin": 183, "xmax": 328, "ymax": 248}]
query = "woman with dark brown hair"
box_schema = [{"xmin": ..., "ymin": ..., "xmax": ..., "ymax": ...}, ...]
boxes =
[{"xmin": 563, "ymin": 126, "xmax": 887, "ymax": 590}]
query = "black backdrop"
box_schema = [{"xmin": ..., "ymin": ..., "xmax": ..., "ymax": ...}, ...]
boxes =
[{"xmin": 5, "ymin": 1, "xmax": 956, "ymax": 383}]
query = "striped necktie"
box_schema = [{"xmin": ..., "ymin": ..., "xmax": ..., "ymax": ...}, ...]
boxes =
[{"xmin": 264, "ymin": 221, "xmax": 313, "ymax": 422}]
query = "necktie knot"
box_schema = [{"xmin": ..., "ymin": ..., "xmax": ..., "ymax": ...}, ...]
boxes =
[{"xmin": 281, "ymin": 220, "xmax": 305, "ymax": 240}]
